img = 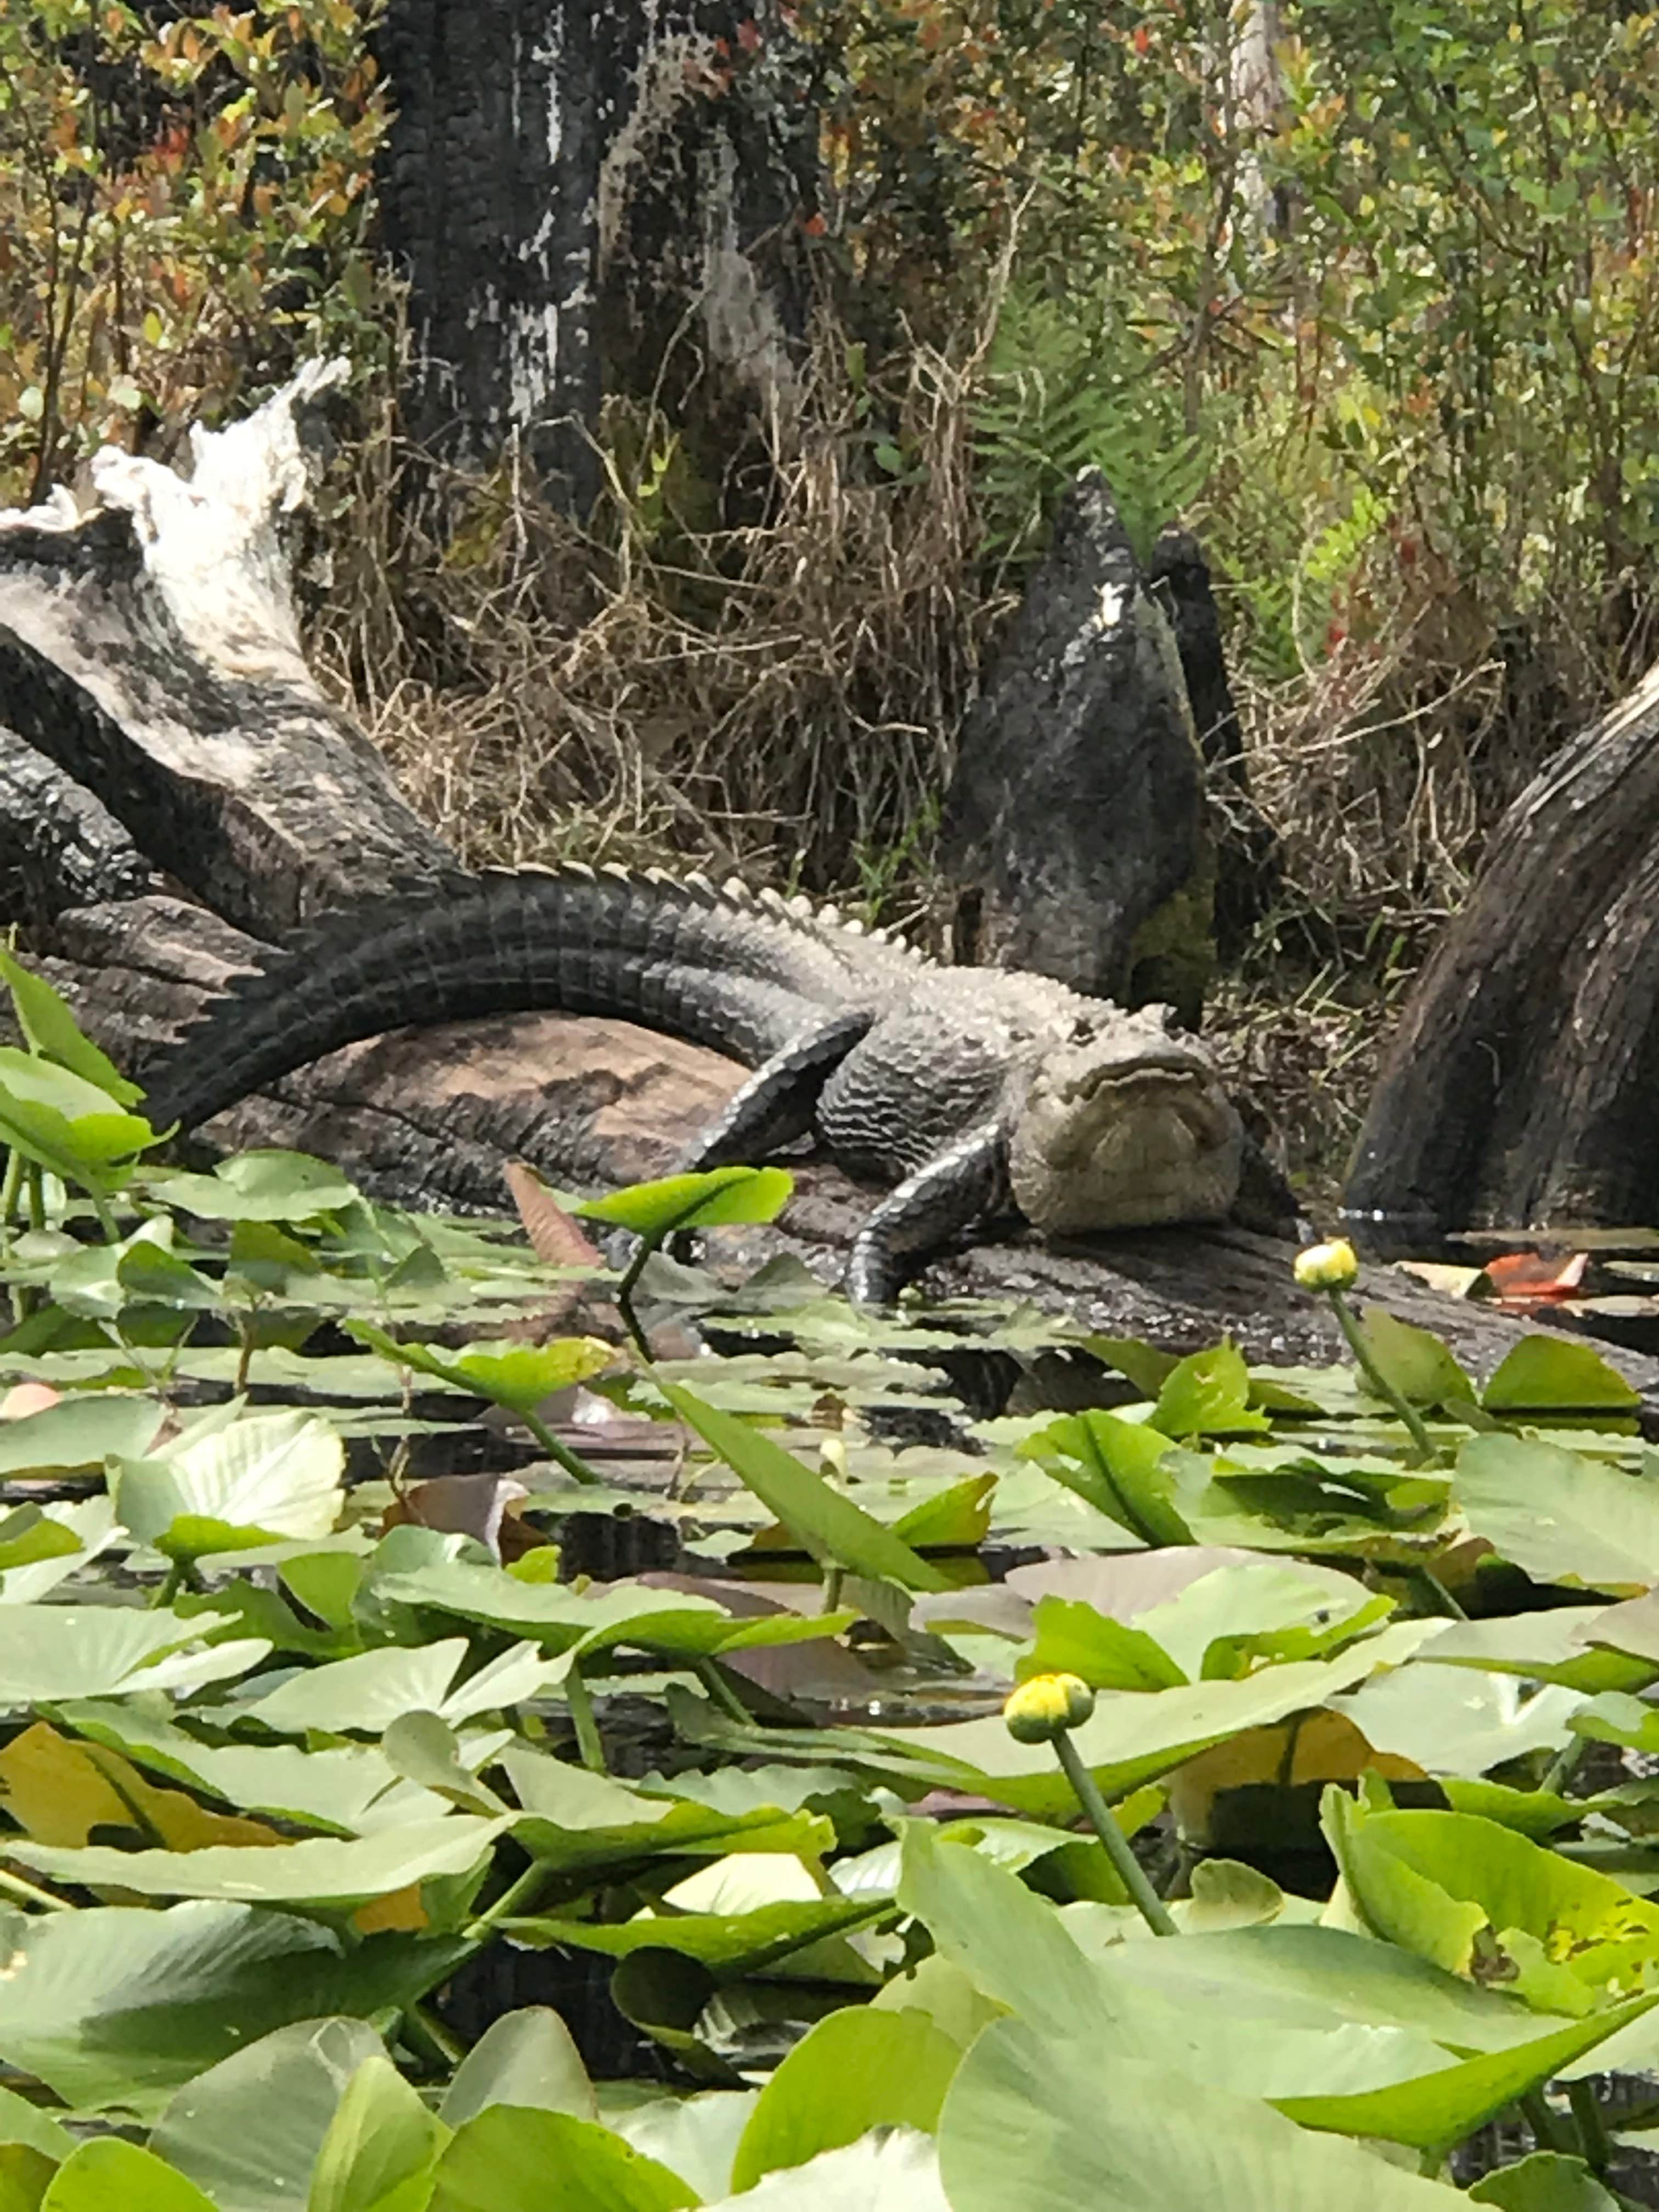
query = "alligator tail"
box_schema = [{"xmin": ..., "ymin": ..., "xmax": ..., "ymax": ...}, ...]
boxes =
[{"xmin": 138, "ymin": 864, "xmax": 918, "ymax": 1135}]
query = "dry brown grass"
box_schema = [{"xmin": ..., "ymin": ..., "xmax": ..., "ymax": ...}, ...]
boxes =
[{"xmin": 306, "ymin": 319, "xmax": 996, "ymax": 929}]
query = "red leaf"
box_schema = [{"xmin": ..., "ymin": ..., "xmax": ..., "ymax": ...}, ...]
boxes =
[{"xmin": 1483, "ymin": 1250, "xmax": 1589, "ymax": 1301}]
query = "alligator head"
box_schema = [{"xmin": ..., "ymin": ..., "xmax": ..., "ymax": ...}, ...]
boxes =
[{"xmin": 1006, "ymin": 1006, "xmax": 1243, "ymax": 1235}]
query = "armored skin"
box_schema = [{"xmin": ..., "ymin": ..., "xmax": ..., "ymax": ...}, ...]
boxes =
[{"xmin": 139, "ymin": 865, "xmax": 1244, "ymax": 1301}]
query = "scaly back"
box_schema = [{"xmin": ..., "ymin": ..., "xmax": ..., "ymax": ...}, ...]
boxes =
[{"xmin": 138, "ymin": 864, "xmax": 931, "ymax": 1134}]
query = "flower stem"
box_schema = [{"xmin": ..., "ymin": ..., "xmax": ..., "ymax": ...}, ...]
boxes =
[
  {"xmin": 518, "ymin": 1403, "xmax": 601, "ymax": 1487},
  {"xmin": 1054, "ymin": 1733, "xmax": 1177, "ymax": 1937},
  {"xmin": 565, "ymin": 1663, "xmax": 606, "ymax": 1772},
  {"xmin": 1328, "ymin": 1287, "xmax": 1441, "ymax": 1467},
  {"xmin": 0, "ymin": 1861, "xmax": 76, "ymax": 1913}
]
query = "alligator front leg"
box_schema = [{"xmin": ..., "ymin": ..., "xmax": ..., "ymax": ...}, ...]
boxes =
[
  {"xmin": 846, "ymin": 1124, "xmax": 1014, "ymax": 1306},
  {"xmin": 680, "ymin": 1010, "xmax": 874, "ymax": 1171}
]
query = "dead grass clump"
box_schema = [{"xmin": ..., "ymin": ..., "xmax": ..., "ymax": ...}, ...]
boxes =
[{"xmin": 306, "ymin": 317, "xmax": 995, "ymax": 926}]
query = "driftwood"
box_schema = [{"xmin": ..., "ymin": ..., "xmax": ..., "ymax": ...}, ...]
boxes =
[
  {"xmin": 43, "ymin": 894, "xmax": 1659, "ymax": 1410},
  {"xmin": 0, "ymin": 358, "xmax": 452, "ymax": 935},
  {"xmin": 1347, "ymin": 657, "xmax": 1659, "ymax": 1233}
]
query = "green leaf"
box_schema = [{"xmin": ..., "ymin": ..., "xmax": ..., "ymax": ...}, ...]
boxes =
[
  {"xmin": 1275, "ymin": 1993, "xmax": 1658, "ymax": 2150},
  {"xmin": 1358, "ymin": 1307, "xmax": 1475, "ymax": 1407},
  {"xmin": 1078, "ymin": 1335, "xmax": 1180, "ymax": 1400},
  {"xmin": 40, "ymin": 2141, "xmax": 216, "ymax": 2212},
  {"xmin": 729, "ymin": 2009, "xmax": 960, "ymax": 2191},
  {"xmin": 431, "ymin": 2108, "xmax": 698, "ymax": 2212},
  {"xmin": 1024, "ymin": 1411, "xmax": 1193, "ymax": 1543},
  {"xmin": 154, "ymin": 2019, "xmax": 387, "ymax": 2212},
  {"xmin": 1324, "ymin": 1792, "xmax": 1659, "ymax": 2008},
  {"xmin": 895, "ymin": 1824, "xmax": 1113, "ymax": 2041},
  {"xmin": 117, "ymin": 1409, "xmax": 346, "ymax": 1555},
  {"xmin": 0, "ymin": 2091, "xmax": 70, "ymax": 2164},
  {"xmin": 1015, "ymin": 1596, "xmax": 1187, "ymax": 1690},
  {"xmin": 144, "ymin": 1151, "xmax": 362, "ymax": 1222},
  {"xmin": 0, "ymin": 2144, "xmax": 57, "ymax": 2212},
  {"xmin": 1483, "ymin": 1338, "xmax": 1640, "ymax": 1415},
  {"xmin": 307, "ymin": 2055, "xmax": 449, "ymax": 2212},
  {"xmin": 890, "ymin": 1474, "xmax": 995, "ymax": 1549},
  {"xmin": 503, "ymin": 1748, "xmax": 832, "ymax": 1874},
  {"xmin": 1468, "ymin": 2153, "xmax": 1621, "ymax": 2209},
  {"xmin": 441, "ymin": 2010, "xmax": 596, "ymax": 2130},
  {"xmin": 510, "ymin": 1897, "xmax": 884, "ymax": 1974},
  {"xmin": 0, "ymin": 1393, "xmax": 163, "ymax": 1475},
  {"xmin": 937, "ymin": 2020, "xmax": 1454, "ymax": 2212},
  {"xmin": 572, "ymin": 1167, "xmax": 793, "ymax": 1236},
  {"xmin": 707, "ymin": 2133, "xmax": 946, "ymax": 2209},
  {"xmin": 0, "ymin": 1049, "xmax": 156, "ymax": 1181},
  {"xmin": 0, "ymin": 1604, "xmax": 256, "ymax": 1708},
  {"xmin": 346, "ymin": 1324, "xmax": 614, "ymax": 1414},
  {"xmin": 54, "ymin": 1701, "xmax": 465, "ymax": 1836},
  {"xmin": 1455, "ymin": 1434, "xmax": 1659, "ymax": 1593},
  {"xmin": 1415, "ymin": 1610, "xmax": 1657, "ymax": 1694},
  {"xmin": 654, "ymin": 1381, "xmax": 948, "ymax": 1591},
  {"xmin": 0, "ymin": 951, "xmax": 140, "ymax": 1105},
  {"xmin": 8, "ymin": 1816, "xmax": 510, "ymax": 1909},
  {"xmin": 1151, "ymin": 1342, "xmax": 1268, "ymax": 1437},
  {"xmin": 1092, "ymin": 1921, "xmax": 1561, "ymax": 2051},
  {"xmin": 0, "ymin": 1904, "xmax": 454, "ymax": 2112}
]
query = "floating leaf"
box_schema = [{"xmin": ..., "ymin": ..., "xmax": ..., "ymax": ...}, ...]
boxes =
[
  {"xmin": 430, "ymin": 2107, "xmax": 698, "ymax": 2212},
  {"xmin": 1357, "ymin": 1307, "xmax": 1475, "ymax": 1407},
  {"xmin": 1482, "ymin": 1336, "xmax": 1641, "ymax": 1414},
  {"xmin": 1455, "ymin": 1434, "xmax": 1659, "ymax": 1594},
  {"xmin": 572, "ymin": 1166, "xmax": 793, "ymax": 1237},
  {"xmin": 729, "ymin": 2008, "xmax": 960, "ymax": 2190},
  {"xmin": 1151, "ymin": 1342, "xmax": 1268, "ymax": 1437}
]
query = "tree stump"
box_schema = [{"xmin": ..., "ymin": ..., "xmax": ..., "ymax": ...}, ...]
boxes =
[
  {"xmin": 0, "ymin": 358, "xmax": 452, "ymax": 935},
  {"xmin": 1346, "ymin": 657, "xmax": 1659, "ymax": 1232},
  {"xmin": 939, "ymin": 471, "xmax": 1218, "ymax": 1026}
]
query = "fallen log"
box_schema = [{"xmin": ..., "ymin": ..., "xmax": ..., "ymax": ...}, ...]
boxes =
[{"xmin": 36, "ymin": 895, "xmax": 1659, "ymax": 1413}]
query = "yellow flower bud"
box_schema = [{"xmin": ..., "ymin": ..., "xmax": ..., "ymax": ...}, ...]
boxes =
[
  {"xmin": 1294, "ymin": 1238, "xmax": 1359, "ymax": 1291},
  {"xmin": 1003, "ymin": 1671, "xmax": 1096, "ymax": 1745}
]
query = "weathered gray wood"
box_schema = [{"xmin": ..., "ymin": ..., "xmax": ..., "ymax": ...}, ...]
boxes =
[
  {"xmin": 0, "ymin": 359, "xmax": 453, "ymax": 936},
  {"xmin": 41, "ymin": 895, "xmax": 742, "ymax": 1209},
  {"xmin": 375, "ymin": 0, "xmax": 817, "ymax": 518},
  {"xmin": 940, "ymin": 471, "xmax": 1216, "ymax": 1025},
  {"xmin": 1347, "ymin": 657, "xmax": 1659, "ymax": 1232}
]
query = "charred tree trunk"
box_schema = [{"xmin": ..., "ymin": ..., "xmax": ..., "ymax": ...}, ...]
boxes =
[
  {"xmin": 940, "ymin": 472, "xmax": 1219, "ymax": 1026},
  {"xmin": 375, "ymin": 0, "xmax": 819, "ymax": 516},
  {"xmin": 1346, "ymin": 658, "xmax": 1659, "ymax": 1231}
]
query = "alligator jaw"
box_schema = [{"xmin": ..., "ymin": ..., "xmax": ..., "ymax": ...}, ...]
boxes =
[{"xmin": 1006, "ymin": 1046, "xmax": 1244, "ymax": 1235}]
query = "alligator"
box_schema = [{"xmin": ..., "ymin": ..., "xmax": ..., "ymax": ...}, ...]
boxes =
[{"xmin": 140, "ymin": 865, "xmax": 1246, "ymax": 1302}]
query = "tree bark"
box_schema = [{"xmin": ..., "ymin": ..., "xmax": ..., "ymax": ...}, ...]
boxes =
[
  {"xmin": 940, "ymin": 472, "xmax": 1217, "ymax": 1025},
  {"xmin": 375, "ymin": 0, "xmax": 819, "ymax": 517},
  {"xmin": 1346, "ymin": 657, "xmax": 1659, "ymax": 1229},
  {"xmin": 0, "ymin": 359, "xmax": 452, "ymax": 936}
]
